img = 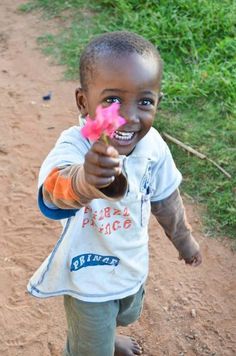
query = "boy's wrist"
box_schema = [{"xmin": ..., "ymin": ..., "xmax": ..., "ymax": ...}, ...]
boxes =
[{"xmin": 99, "ymin": 173, "xmax": 127, "ymax": 198}]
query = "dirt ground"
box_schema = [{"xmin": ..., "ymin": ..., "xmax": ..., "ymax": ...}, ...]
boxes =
[{"xmin": 0, "ymin": 1, "xmax": 235, "ymax": 355}]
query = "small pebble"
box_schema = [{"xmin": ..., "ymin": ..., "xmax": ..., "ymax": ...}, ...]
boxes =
[{"xmin": 191, "ymin": 308, "xmax": 197, "ymax": 318}]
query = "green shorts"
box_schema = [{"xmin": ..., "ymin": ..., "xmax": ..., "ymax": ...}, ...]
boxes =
[{"xmin": 63, "ymin": 285, "xmax": 145, "ymax": 356}]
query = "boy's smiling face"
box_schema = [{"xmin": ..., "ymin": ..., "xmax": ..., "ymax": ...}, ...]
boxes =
[{"xmin": 76, "ymin": 52, "xmax": 162, "ymax": 155}]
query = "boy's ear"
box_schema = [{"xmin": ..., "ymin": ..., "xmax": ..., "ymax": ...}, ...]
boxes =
[
  {"xmin": 157, "ymin": 92, "xmax": 164, "ymax": 106},
  {"xmin": 75, "ymin": 87, "xmax": 88, "ymax": 116}
]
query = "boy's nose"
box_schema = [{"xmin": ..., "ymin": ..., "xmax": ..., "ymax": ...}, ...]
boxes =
[{"xmin": 121, "ymin": 107, "xmax": 139, "ymax": 125}]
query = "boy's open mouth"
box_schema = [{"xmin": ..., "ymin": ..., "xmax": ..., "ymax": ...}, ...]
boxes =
[{"xmin": 112, "ymin": 130, "xmax": 135, "ymax": 141}]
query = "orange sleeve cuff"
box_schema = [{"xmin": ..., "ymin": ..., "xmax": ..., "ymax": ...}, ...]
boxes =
[{"xmin": 44, "ymin": 168, "xmax": 78, "ymax": 202}]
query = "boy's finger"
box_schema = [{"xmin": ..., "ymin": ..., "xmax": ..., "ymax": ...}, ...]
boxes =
[
  {"xmin": 86, "ymin": 151, "xmax": 121, "ymax": 168},
  {"xmin": 85, "ymin": 162, "xmax": 121, "ymax": 177},
  {"xmin": 186, "ymin": 254, "xmax": 202, "ymax": 267},
  {"xmin": 192, "ymin": 259, "xmax": 202, "ymax": 267},
  {"xmin": 92, "ymin": 141, "xmax": 119, "ymax": 157},
  {"xmin": 85, "ymin": 173, "xmax": 115, "ymax": 188},
  {"xmin": 192, "ymin": 255, "xmax": 202, "ymax": 267}
]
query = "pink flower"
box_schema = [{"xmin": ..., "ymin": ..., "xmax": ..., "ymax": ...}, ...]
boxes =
[{"xmin": 81, "ymin": 103, "xmax": 126, "ymax": 142}]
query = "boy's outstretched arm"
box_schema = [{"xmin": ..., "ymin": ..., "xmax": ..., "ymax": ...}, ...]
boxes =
[
  {"xmin": 42, "ymin": 141, "xmax": 127, "ymax": 210},
  {"xmin": 151, "ymin": 189, "xmax": 202, "ymax": 267}
]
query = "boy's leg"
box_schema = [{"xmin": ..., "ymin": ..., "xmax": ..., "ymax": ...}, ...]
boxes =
[
  {"xmin": 63, "ymin": 295, "xmax": 118, "ymax": 356},
  {"xmin": 114, "ymin": 285, "xmax": 145, "ymax": 356},
  {"xmin": 117, "ymin": 285, "xmax": 145, "ymax": 327}
]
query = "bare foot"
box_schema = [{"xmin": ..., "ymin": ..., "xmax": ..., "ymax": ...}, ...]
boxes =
[{"xmin": 114, "ymin": 335, "xmax": 142, "ymax": 356}]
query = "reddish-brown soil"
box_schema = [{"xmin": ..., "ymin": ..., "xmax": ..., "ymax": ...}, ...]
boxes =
[{"xmin": 0, "ymin": 1, "xmax": 235, "ymax": 355}]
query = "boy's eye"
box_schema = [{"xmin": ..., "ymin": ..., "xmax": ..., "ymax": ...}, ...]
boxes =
[
  {"xmin": 139, "ymin": 98, "xmax": 154, "ymax": 106},
  {"xmin": 105, "ymin": 97, "xmax": 121, "ymax": 104}
]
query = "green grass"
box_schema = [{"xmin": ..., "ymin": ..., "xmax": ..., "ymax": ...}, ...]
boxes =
[{"xmin": 20, "ymin": 0, "xmax": 236, "ymax": 237}]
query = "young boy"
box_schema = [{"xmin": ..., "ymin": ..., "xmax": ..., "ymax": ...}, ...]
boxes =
[{"xmin": 28, "ymin": 31, "xmax": 202, "ymax": 356}]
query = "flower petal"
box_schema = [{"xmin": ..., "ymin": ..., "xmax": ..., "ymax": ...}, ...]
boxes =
[{"xmin": 80, "ymin": 103, "xmax": 126, "ymax": 141}]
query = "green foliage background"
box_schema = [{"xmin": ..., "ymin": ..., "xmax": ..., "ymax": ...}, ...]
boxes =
[{"xmin": 20, "ymin": 0, "xmax": 236, "ymax": 237}]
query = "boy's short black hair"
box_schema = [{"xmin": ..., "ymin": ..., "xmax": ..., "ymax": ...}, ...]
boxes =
[{"xmin": 79, "ymin": 31, "xmax": 162, "ymax": 90}]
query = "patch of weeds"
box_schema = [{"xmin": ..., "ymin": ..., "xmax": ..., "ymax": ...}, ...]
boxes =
[{"xmin": 18, "ymin": 2, "xmax": 37, "ymax": 12}]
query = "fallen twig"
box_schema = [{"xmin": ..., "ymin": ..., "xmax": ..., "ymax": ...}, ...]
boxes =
[
  {"xmin": 206, "ymin": 158, "xmax": 232, "ymax": 179},
  {"xmin": 163, "ymin": 132, "xmax": 232, "ymax": 179}
]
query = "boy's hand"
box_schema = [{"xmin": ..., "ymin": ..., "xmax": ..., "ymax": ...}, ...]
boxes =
[
  {"xmin": 179, "ymin": 251, "xmax": 202, "ymax": 267},
  {"xmin": 84, "ymin": 141, "xmax": 122, "ymax": 189}
]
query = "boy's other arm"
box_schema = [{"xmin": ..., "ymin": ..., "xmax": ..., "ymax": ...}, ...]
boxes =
[{"xmin": 151, "ymin": 189, "xmax": 202, "ymax": 266}]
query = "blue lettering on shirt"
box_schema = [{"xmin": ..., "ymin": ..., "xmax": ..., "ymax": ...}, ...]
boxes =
[{"xmin": 70, "ymin": 253, "xmax": 120, "ymax": 271}]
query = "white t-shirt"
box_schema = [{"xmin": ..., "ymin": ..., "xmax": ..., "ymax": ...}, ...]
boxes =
[{"xmin": 27, "ymin": 126, "xmax": 182, "ymax": 302}]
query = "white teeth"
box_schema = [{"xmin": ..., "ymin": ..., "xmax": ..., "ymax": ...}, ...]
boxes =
[{"xmin": 113, "ymin": 131, "xmax": 134, "ymax": 141}]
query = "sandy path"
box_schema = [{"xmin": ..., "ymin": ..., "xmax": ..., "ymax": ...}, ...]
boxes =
[{"xmin": 0, "ymin": 1, "xmax": 235, "ymax": 355}]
